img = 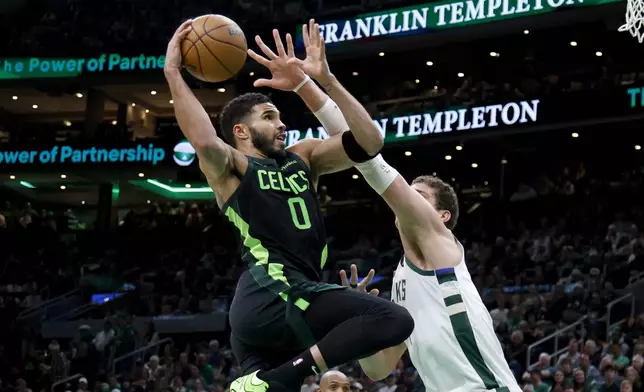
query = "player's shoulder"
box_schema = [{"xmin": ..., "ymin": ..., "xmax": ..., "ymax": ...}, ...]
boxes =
[{"xmin": 286, "ymin": 138, "xmax": 323, "ymax": 163}]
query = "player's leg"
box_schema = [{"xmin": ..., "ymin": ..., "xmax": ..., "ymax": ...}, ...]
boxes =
[{"xmin": 230, "ymin": 289, "xmax": 413, "ymax": 391}]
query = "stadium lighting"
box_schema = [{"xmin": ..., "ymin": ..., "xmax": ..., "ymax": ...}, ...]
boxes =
[
  {"xmin": 81, "ymin": 201, "xmax": 86, "ymax": 205},
  {"xmin": 490, "ymin": 52, "xmax": 499, "ymax": 57},
  {"xmin": 352, "ymin": 72, "xmax": 359, "ymax": 76},
  {"xmin": 185, "ymin": 184, "xmax": 192, "ymax": 188},
  {"xmin": 76, "ymin": 93, "xmax": 83, "ymax": 98},
  {"xmin": 32, "ymin": 104, "xmax": 38, "ymax": 109},
  {"xmin": 20, "ymin": 181, "xmax": 35, "ymax": 189},
  {"xmin": 432, "ymin": 172, "xmax": 437, "ymax": 176},
  {"xmin": 456, "ymin": 145, "xmax": 463, "ymax": 151},
  {"xmin": 457, "ymin": 73, "xmax": 465, "ymax": 78},
  {"xmin": 12, "ymin": 96, "xmax": 17, "ymax": 100},
  {"xmin": 404, "ymin": 151, "xmax": 412, "ymax": 156},
  {"xmin": 378, "ymin": 52, "xmax": 385, "ymax": 57},
  {"xmin": 445, "ymin": 155, "xmax": 452, "ymax": 160},
  {"xmin": 571, "ymin": 132, "xmax": 579, "ymax": 138},
  {"xmin": 471, "ymin": 163, "xmax": 479, "ymax": 168},
  {"xmin": 352, "ymin": 174, "xmax": 359, "ymax": 179},
  {"xmin": 150, "ymin": 90, "xmax": 157, "ymax": 95},
  {"xmin": 60, "ymin": 174, "xmax": 67, "ymax": 179},
  {"xmin": 64, "ymin": 120, "xmax": 72, "ymax": 127},
  {"xmin": 131, "ymin": 103, "xmax": 136, "ymax": 107},
  {"xmin": 111, "ymin": 120, "xmax": 117, "ymax": 125},
  {"xmin": 217, "ymin": 88, "xmax": 226, "ymax": 93},
  {"xmin": 9, "ymin": 175, "xmax": 15, "ymax": 180},
  {"xmin": 145, "ymin": 109, "xmax": 150, "ymax": 114},
  {"xmin": 570, "ymin": 41, "xmax": 577, "ymax": 47},
  {"xmin": 415, "ymin": 79, "xmax": 420, "ymax": 84},
  {"xmin": 501, "ymin": 159, "xmax": 508, "ymax": 164},
  {"xmin": 147, "ymin": 200, "xmax": 151, "ymax": 204},
  {"xmin": 595, "ymin": 51, "xmax": 603, "ymax": 57},
  {"xmin": 636, "ymin": 145, "xmax": 642, "ymax": 150},
  {"xmin": 523, "ymin": 30, "xmax": 530, "ymax": 35},
  {"xmin": 138, "ymin": 173, "xmax": 145, "ymax": 178},
  {"xmin": 249, "ymin": 72, "xmax": 255, "ymax": 76},
  {"xmin": 426, "ymin": 61, "xmax": 434, "ymax": 66},
  {"xmin": 60, "ymin": 185, "xmax": 67, "ymax": 190},
  {"xmin": 169, "ymin": 100, "xmax": 174, "ymax": 104}
]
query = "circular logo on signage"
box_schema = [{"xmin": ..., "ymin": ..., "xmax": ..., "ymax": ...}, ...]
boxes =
[{"xmin": 173, "ymin": 140, "xmax": 196, "ymax": 167}]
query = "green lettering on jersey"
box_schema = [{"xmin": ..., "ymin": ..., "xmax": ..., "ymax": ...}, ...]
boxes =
[
  {"xmin": 394, "ymin": 279, "xmax": 406, "ymax": 303},
  {"xmin": 256, "ymin": 169, "xmax": 309, "ymax": 195}
]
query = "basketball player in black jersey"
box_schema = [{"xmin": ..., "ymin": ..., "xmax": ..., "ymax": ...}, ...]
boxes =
[{"xmin": 164, "ymin": 19, "xmax": 414, "ymax": 392}]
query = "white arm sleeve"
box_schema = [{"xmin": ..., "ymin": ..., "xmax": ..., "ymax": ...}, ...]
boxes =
[
  {"xmin": 313, "ymin": 98, "xmax": 350, "ymax": 136},
  {"xmin": 355, "ymin": 154, "xmax": 399, "ymax": 195}
]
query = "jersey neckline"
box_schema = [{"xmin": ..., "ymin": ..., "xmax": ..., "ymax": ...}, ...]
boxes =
[{"xmin": 402, "ymin": 256, "xmax": 436, "ymax": 276}]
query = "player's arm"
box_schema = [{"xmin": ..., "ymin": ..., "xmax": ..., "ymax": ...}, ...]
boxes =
[
  {"xmin": 163, "ymin": 20, "xmax": 242, "ymax": 181},
  {"xmin": 287, "ymin": 20, "xmax": 384, "ymax": 177}
]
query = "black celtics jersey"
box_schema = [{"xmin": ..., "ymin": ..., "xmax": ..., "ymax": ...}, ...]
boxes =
[{"xmin": 222, "ymin": 151, "xmax": 328, "ymax": 284}]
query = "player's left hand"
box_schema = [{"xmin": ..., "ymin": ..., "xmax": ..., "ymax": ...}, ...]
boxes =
[
  {"xmin": 339, "ymin": 264, "xmax": 380, "ymax": 296},
  {"xmin": 287, "ymin": 19, "xmax": 333, "ymax": 86},
  {"xmin": 247, "ymin": 29, "xmax": 307, "ymax": 91}
]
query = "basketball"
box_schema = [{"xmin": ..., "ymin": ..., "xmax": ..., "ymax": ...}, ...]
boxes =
[{"xmin": 181, "ymin": 15, "xmax": 247, "ymax": 83}]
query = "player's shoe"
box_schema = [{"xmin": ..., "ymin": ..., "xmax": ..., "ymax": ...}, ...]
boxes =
[{"xmin": 229, "ymin": 370, "xmax": 269, "ymax": 392}]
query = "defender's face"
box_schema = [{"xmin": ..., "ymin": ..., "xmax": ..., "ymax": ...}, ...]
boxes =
[
  {"xmin": 409, "ymin": 182, "xmax": 452, "ymax": 226},
  {"xmin": 248, "ymin": 103, "xmax": 287, "ymax": 156}
]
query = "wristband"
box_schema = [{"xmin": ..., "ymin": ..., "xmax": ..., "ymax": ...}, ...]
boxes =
[
  {"xmin": 355, "ymin": 154, "xmax": 399, "ymax": 195},
  {"xmin": 293, "ymin": 75, "xmax": 311, "ymax": 93}
]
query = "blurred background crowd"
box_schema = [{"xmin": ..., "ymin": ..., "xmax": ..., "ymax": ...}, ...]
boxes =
[{"xmin": 1, "ymin": 0, "xmax": 644, "ymax": 391}]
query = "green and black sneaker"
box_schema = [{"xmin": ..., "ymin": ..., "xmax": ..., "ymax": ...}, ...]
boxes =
[{"xmin": 229, "ymin": 370, "xmax": 270, "ymax": 392}]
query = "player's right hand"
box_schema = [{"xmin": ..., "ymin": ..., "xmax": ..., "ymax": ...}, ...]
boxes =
[
  {"xmin": 164, "ymin": 19, "xmax": 193, "ymax": 73},
  {"xmin": 339, "ymin": 264, "xmax": 380, "ymax": 296}
]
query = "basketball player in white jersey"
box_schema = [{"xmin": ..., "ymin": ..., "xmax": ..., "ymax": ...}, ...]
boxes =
[
  {"xmin": 340, "ymin": 169, "xmax": 522, "ymax": 392},
  {"xmin": 337, "ymin": 168, "xmax": 521, "ymax": 392}
]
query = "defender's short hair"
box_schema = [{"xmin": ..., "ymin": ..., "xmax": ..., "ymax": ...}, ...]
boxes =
[
  {"xmin": 219, "ymin": 93, "xmax": 273, "ymax": 147},
  {"xmin": 411, "ymin": 175, "xmax": 459, "ymax": 230}
]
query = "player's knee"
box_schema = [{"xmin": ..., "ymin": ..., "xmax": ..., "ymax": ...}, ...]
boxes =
[{"xmin": 390, "ymin": 304, "xmax": 414, "ymax": 342}]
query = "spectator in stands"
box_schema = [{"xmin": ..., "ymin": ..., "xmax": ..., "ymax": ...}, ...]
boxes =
[
  {"xmin": 529, "ymin": 369, "xmax": 551, "ymax": 392},
  {"xmin": 145, "ymin": 355, "xmax": 162, "ymax": 381},
  {"xmin": 559, "ymin": 339, "xmax": 582, "ymax": 368},
  {"xmin": 301, "ymin": 375, "xmax": 318, "ymax": 392},
  {"xmin": 601, "ymin": 366, "xmax": 620, "ymax": 392},
  {"xmin": 77, "ymin": 377, "xmax": 89, "ymax": 392},
  {"xmin": 93, "ymin": 319, "xmax": 115, "ymax": 355},
  {"xmin": 611, "ymin": 342, "xmax": 632, "ymax": 372},
  {"xmin": 42, "ymin": 341, "xmax": 67, "ymax": 384},
  {"xmin": 207, "ymin": 340, "xmax": 221, "ymax": 368},
  {"xmin": 586, "ymin": 340, "xmax": 603, "ymax": 366},
  {"xmin": 530, "ymin": 353, "xmax": 556, "ymax": 381},
  {"xmin": 584, "ymin": 354, "xmax": 602, "ymax": 382},
  {"xmin": 622, "ymin": 380, "xmax": 633, "ymax": 392}
]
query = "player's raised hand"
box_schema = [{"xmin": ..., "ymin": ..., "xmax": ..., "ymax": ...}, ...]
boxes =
[
  {"xmin": 339, "ymin": 264, "xmax": 380, "ymax": 296},
  {"xmin": 247, "ymin": 29, "xmax": 307, "ymax": 91},
  {"xmin": 164, "ymin": 19, "xmax": 193, "ymax": 73},
  {"xmin": 287, "ymin": 19, "xmax": 332, "ymax": 86}
]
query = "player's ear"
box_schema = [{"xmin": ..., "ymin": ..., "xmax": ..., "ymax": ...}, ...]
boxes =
[
  {"xmin": 440, "ymin": 210, "xmax": 451, "ymax": 225},
  {"xmin": 233, "ymin": 123, "xmax": 250, "ymax": 141}
]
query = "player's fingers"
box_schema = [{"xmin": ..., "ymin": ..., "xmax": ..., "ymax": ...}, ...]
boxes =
[
  {"xmin": 247, "ymin": 49, "xmax": 270, "ymax": 67},
  {"xmin": 255, "ymin": 35, "xmax": 278, "ymax": 59},
  {"xmin": 309, "ymin": 19, "xmax": 317, "ymax": 46},
  {"xmin": 176, "ymin": 19, "xmax": 193, "ymax": 34},
  {"xmin": 363, "ymin": 269, "xmax": 376, "ymax": 285},
  {"xmin": 177, "ymin": 24, "xmax": 193, "ymax": 40},
  {"xmin": 319, "ymin": 27, "xmax": 326, "ymax": 58},
  {"xmin": 285, "ymin": 34, "xmax": 295, "ymax": 58},
  {"xmin": 286, "ymin": 57, "xmax": 304, "ymax": 67},
  {"xmin": 339, "ymin": 269, "xmax": 349, "ymax": 287},
  {"xmin": 252, "ymin": 78, "xmax": 272, "ymax": 88},
  {"xmin": 302, "ymin": 23, "xmax": 311, "ymax": 48},
  {"xmin": 349, "ymin": 264, "xmax": 358, "ymax": 285},
  {"xmin": 272, "ymin": 29, "xmax": 286, "ymax": 57},
  {"xmin": 369, "ymin": 288, "xmax": 380, "ymax": 297}
]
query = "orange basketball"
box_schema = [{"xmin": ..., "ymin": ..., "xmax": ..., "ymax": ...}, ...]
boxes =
[{"xmin": 181, "ymin": 14, "xmax": 247, "ymax": 83}]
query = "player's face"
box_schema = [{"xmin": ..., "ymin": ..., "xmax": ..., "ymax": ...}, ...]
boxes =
[
  {"xmin": 319, "ymin": 373, "xmax": 350, "ymax": 392},
  {"xmin": 410, "ymin": 182, "xmax": 452, "ymax": 225},
  {"xmin": 248, "ymin": 103, "xmax": 287, "ymax": 158}
]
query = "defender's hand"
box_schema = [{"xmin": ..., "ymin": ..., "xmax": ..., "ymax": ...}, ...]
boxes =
[
  {"xmin": 247, "ymin": 29, "xmax": 307, "ymax": 91},
  {"xmin": 339, "ymin": 264, "xmax": 380, "ymax": 296},
  {"xmin": 164, "ymin": 19, "xmax": 193, "ymax": 73},
  {"xmin": 287, "ymin": 19, "xmax": 332, "ymax": 86}
]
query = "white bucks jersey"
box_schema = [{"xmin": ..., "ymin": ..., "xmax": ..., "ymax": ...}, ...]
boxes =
[{"xmin": 391, "ymin": 254, "xmax": 521, "ymax": 392}]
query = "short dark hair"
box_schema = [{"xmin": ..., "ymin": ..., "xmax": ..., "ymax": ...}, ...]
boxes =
[
  {"xmin": 219, "ymin": 93, "xmax": 272, "ymax": 147},
  {"xmin": 411, "ymin": 175, "xmax": 459, "ymax": 230}
]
